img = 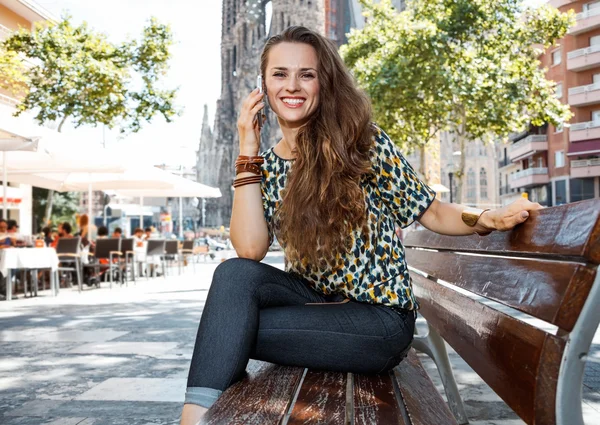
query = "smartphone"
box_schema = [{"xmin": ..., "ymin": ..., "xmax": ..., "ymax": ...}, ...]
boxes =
[{"xmin": 256, "ymin": 75, "xmax": 265, "ymax": 131}]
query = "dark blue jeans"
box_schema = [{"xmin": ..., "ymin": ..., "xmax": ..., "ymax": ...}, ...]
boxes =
[{"xmin": 185, "ymin": 258, "xmax": 415, "ymax": 407}]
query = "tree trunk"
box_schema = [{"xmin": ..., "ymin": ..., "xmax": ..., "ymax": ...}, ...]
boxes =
[
  {"xmin": 419, "ymin": 144, "xmax": 427, "ymax": 181},
  {"xmin": 455, "ymin": 135, "xmax": 467, "ymax": 205},
  {"xmin": 44, "ymin": 115, "xmax": 68, "ymax": 223}
]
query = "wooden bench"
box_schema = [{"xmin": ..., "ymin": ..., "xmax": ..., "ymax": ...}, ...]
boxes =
[{"xmin": 201, "ymin": 199, "xmax": 600, "ymax": 425}]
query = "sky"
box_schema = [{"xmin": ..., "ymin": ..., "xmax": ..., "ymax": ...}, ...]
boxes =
[
  {"xmin": 33, "ymin": 0, "xmax": 223, "ymax": 167},
  {"xmin": 30, "ymin": 0, "xmax": 545, "ymax": 168}
]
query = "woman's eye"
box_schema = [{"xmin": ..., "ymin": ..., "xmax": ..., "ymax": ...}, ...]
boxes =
[
  {"xmin": 301, "ymin": 74, "xmax": 315, "ymax": 79},
  {"xmin": 273, "ymin": 72, "xmax": 285, "ymax": 77}
]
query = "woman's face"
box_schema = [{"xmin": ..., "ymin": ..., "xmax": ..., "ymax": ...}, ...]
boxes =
[{"xmin": 265, "ymin": 42, "xmax": 320, "ymax": 128}]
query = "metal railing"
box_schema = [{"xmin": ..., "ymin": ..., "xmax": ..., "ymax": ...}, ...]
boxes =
[
  {"xmin": 568, "ymin": 44, "xmax": 600, "ymax": 59},
  {"xmin": 570, "ymin": 120, "xmax": 600, "ymax": 132},
  {"xmin": 576, "ymin": 6, "xmax": 600, "ymax": 21},
  {"xmin": 509, "ymin": 135, "xmax": 547, "ymax": 152},
  {"xmin": 571, "ymin": 158, "xmax": 600, "ymax": 168},
  {"xmin": 0, "ymin": 93, "xmax": 19, "ymax": 107},
  {"xmin": 568, "ymin": 82, "xmax": 600, "ymax": 96},
  {"xmin": 0, "ymin": 23, "xmax": 13, "ymax": 40},
  {"xmin": 512, "ymin": 167, "xmax": 548, "ymax": 180}
]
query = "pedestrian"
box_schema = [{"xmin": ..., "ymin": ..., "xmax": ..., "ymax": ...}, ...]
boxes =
[{"xmin": 180, "ymin": 26, "xmax": 543, "ymax": 424}]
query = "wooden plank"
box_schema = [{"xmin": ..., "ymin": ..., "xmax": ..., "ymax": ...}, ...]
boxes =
[
  {"xmin": 393, "ymin": 349, "xmax": 458, "ymax": 425},
  {"xmin": 405, "ymin": 248, "xmax": 597, "ymax": 331},
  {"xmin": 411, "ymin": 273, "xmax": 563, "ymax": 425},
  {"xmin": 287, "ymin": 370, "xmax": 347, "ymax": 424},
  {"xmin": 404, "ymin": 199, "xmax": 600, "ymax": 264},
  {"xmin": 354, "ymin": 372, "xmax": 406, "ymax": 425},
  {"xmin": 204, "ymin": 360, "xmax": 304, "ymax": 425}
]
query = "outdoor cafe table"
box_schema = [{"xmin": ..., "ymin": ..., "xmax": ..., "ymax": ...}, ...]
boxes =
[{"xmin": 0, "ymin": 247, "xmax": 59, "ymax": 301}]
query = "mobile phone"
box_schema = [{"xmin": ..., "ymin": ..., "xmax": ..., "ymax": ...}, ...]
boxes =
[{"xmin": 256, "ymin": 75, "xmax": 264, "ymax": 130}]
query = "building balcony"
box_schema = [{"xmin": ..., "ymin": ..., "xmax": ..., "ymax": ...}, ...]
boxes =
[
  {"xmin": 0, "ymin": 24, "xmax": 12, "ymax": 41},
  {"xmin": 570, "ymin": 120, "xmax": 600, "ymax": 142},
  {"xmin": 499, "ymin": 185, "xmax": 517, "ymax": 196},
  {"xmin": 549, "ymin": 0, "xmax": 576, "ymax": 8},
  {"xmin": 570, "ymin": 7, "xmax": 600, "ymax": 35},
  {"xmin": 510, "ymin": 167, "xmax": 549, "ymax": 189},
  {"xmin": 568, "ymin": 83, "xmax": 600, "ymax": 106},
  {"xmin": 508, "ymin": 135, "xmax": 548, "ymax": 162},
  {"xmin": 567, "ymin": 44, "xmax": 600, "ymax": 71},
  {"xmin": 570, "ymin": 158, "xmax": 600, "ymax": 178}
]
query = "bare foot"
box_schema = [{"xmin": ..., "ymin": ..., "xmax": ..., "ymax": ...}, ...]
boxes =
[{"xmin": 180, "ymin": 403, "xmax": 208, "ymax": 425}]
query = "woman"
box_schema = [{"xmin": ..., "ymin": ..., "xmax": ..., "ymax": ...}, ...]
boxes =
[{"xmin": 180, "ymin": 26, "xmax": 541, "ymax": 424}]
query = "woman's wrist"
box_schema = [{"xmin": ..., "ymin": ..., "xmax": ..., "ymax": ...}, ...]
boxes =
[
  {"xmin": 474, "ymin": 210, "xmax": 496, "ymax": 235},
  {"xmin": 239, "ymin": 146, "xmax": 259, "ymax": 156}
]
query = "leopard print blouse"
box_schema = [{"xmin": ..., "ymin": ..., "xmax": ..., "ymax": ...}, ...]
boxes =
[{"xmin": 260, "ymin": 126, "xmax": 436, "ymax": 310}]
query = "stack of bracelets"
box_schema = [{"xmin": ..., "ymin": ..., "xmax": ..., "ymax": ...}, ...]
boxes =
[{"xmin": 233, "ymin": 155, "xmax": 264, "ymax": 188}]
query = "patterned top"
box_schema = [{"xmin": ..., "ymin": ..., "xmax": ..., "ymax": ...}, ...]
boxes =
[{"xmin": 260, "ymin": 126, "xmax": 436, "ymax": 310}]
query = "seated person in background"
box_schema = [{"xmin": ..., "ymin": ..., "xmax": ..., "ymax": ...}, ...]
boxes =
[
  {"xmin": 133, "ymin": 228, "xmax": 145, "ymax": 247},
  {"xmin": 50, "ymin": 222, "xmax": 73, "ymax": 248},
  {"xmin": 0, "ymin": 220, "xmax": 12, "ymax": 248},
  {"xmin": 144, "ymin": 227, "xmax": 153, "ymax": 240},
  {"xmin": 112, "ymin": 227, "xmax": 123, "ymax": 239},
  {"xmin": 96, "ymin": 226, "xmax": 109, "ymax": 239},
  {"xmin": 6, "ymin": 220, "xmax": 24, "ymax": 245},
  {"xmin": 42, "ymin": 226, "xmax": 54, "ymax": 247}
]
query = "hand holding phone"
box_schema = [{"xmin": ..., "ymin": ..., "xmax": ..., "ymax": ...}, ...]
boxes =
[{"xmin": 256, "ymin": 75, "xmax": 265, "ymax": 131}]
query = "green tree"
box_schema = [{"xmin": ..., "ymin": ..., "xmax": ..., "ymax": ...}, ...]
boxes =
[
  {"xmin": 32, "ymin": 187, "xmax": 79, "ymax": 231},
  {"xmin": 341, "ymin": 0, "xmax": 574, "ymax": 202},
  {"xmin": 1, "ymin": 16, "xmax": 179, "ymax": 220}
]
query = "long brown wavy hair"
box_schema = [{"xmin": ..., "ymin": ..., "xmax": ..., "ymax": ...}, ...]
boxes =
[{"xmin": 260, "ymin": 26, "xmax": 374, "ymax": 267}]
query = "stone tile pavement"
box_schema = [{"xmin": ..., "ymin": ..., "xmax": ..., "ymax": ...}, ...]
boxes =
[{"xmin": 0, "ymin": 252, "xmax": 597, "ymax": 425}]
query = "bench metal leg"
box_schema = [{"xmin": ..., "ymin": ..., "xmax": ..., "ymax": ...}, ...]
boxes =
[{"xmin": 413, "ymin": 322, "xmax": 469, "ymax": 425}]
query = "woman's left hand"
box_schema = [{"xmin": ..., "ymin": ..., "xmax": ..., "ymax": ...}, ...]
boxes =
[{"xmin": 479, "ymin": 197, "xmax": 544, "ymax": 232}]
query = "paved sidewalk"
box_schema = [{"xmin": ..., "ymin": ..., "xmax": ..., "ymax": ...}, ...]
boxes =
[{"xmin": 0, "ymin": 253, "xmax": 598, "ymax": 425}]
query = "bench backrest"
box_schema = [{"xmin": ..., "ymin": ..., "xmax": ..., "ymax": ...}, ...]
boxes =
[{"xmin": 404, "ymin": 199, "xmax": 600, "ymax": 425}]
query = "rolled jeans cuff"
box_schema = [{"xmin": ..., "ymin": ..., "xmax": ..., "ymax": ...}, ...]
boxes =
[{"xmin": 184, "ymin": 386, "xmax": 223, "ymax": 408}]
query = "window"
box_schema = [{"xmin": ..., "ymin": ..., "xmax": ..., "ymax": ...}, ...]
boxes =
[
  {"xmin": 467, "ymin": 168, "xmax": 476, "ymax": 200},
  {"xmin": 570, "ymin": 178, "xmax": 595, "ymax": 202},
  {"xmin": 584, "ymin": 1, "xmax": 600, "ymax": 12},
  {"xmin": 594, "ymin": 73, "xmax": 600, "ymax": 85},
  {"xmin": 552, "ymin": 49, "xmax": 561, "ymax": 66},
  {"xmin": 555, "ymin": 151, "xmax": 565, "ymax": 168},
  {"xmin": 591, "ymin": 35, "xmax": 600, "ymax": 46},
  {"xmin": 480, "ymin": 168, "xmax": 488, "ymax": 199},
  {"xmin": 555, "ymin": 83, "xmax": 563, "ymax": 99},
  {"xmin": 555, "ymin": 180, "xmax": 567, "ymax": 206}
]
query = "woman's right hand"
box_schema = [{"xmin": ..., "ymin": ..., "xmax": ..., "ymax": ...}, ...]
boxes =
[{"xmin": 237, "ymin": 89, "xmax": 265, "ymax": 156}]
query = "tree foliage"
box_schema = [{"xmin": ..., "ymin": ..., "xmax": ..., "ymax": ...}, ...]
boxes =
[
  {"xmin": 32, "ymin": 187, "xmax": 79, "ymax": 230},
  {"xmin": 341, "ymin": 0, "xmax": 574, "ymax": 202},
  {"xmin": 1, "ymin": 16, "xmax": 178, "ymax": 133}
]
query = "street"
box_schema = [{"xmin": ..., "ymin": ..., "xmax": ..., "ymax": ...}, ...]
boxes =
[{"xmin": 0, "ymin": 253, "xmax": 598, "ymax": 425}]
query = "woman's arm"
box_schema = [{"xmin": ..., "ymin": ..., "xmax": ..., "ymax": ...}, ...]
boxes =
[
  {"xmin": 230, "ymin": 89, "xmax": 270, "ymax": 261},
  {"xmin": 418, "ymin": 197, "xmax": 543, "ymax": 236}
]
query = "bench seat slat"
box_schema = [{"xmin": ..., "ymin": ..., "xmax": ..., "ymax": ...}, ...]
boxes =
[
  {"xmin": 354, "ymin": 372, "xmax": 406, "ymax": 425},
  {"xmin": 204, "ymin": 361, "xmax": 303, "ymax": 424},
  {"xmin": 287, "ymin": 370, "xmax": 347, "ymax": 424},
  {"xmin": 406, "ymin": 248, "xmax": 597, "ymax": 331},
  {"xmin": 411, "ymin": 273, "xmax": 564, "ymax": 425},
  {"xmin": 404, "ymin": 200, "xmax": 600, "ymax": 264},
  {"xmin": 393, "ymin": 349, "xmax": 458, "ymax": 425}
]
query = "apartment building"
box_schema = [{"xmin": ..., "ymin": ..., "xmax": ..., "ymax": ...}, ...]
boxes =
[{"xmin": 508, "ymin": 0, "xmax": 600, "ymax": 206}]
